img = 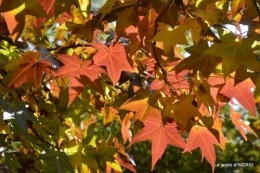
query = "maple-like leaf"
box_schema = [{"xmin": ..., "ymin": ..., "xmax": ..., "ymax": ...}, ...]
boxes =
[
  {"xmin": 174, "ymin": 41, "xmax": 222, "ymax": 77},
  {"xmin": 129, "ymin": 117, "xmax": 185, "ymax": 170},
  {"xmin": 0, "ymin": 97, "xmax": 36, "ymax": 135},
  {"xmin": 54, "ymin": 53, "xmax": 106, "ymax": 106},
  {"xmin": 220, "ymin": 77, "xmax": 256, "ymax": 116},
  {"xmin": 183, "ymin": 125, "xmax": 219, "ymax": 173},
  {"xmin": 5, "ymin": 51, "xmax": 53, "ymax": 89},
  {"xmin": 163, "ymin": 94, "xmax": 203, "ymax": 131},
  {"xmin": 205, "ymin": 31, "xmax": 257, "ymax": 78},
  {"xmin": 230, "ymin": 107, "xmax": 258, "ymax": 140},
  {"xmin": 120, "ymin": 88, "xmax": 161, "ymax": 122},
  {"xmin": 38, "ymin": 146, "xmax": 75, "ymax": 173},
  {"xmin": 192, "ymin": 2, "xmax": 228, "ymax": 27},
  {"xmin": 93, "ymin": 42, "xmax": 133, "ymax": 86},
  {"xmin": 153, "ymin": 23, "xmax": 189, "ymax": 54}
]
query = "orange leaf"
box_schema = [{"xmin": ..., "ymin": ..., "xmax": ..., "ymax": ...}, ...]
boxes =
[
  {"xmin": 120, "ymin": 88, "xmax": 161, "ymax": 122},
  {"xmin": 6, "ymin": 51, "xmax": 52, "ymax": 89},
  {"xmin": 55, "ymin": 53, "xmax": 105, "ymax": 106},
  {"xmin": 220, "ymin": 77, "xmax": 256, "ymax": 116},
  {"xmin": 212, "ymin": 118, "xmax": 229, "ymax": 150},
  {"xmin": 101, "ymin": 105, "xmax": 119, "ymax": 125},
  {"xmin": 230, "ymin": 107, "xmax": 258, "ymax": 140},
  {"xmin": 129, "ymin": 117, "xmax": 185, "ymax": 170},
  {"xmin": 163, "ymin": 94, "xmax": 203, "ymax": 131},
  {"xmin": 183, "ymin": 125, "xmax": 219, "ymax": 173},
  {"xmin": 121, "ymin": 112, "xmax": 134, "ymax": 143},
  {"xmin": 93, "ymin": 42, "xmax": 133, "ymax": 86}
]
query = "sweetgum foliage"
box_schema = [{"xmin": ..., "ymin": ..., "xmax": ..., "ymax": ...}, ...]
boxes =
[{"xmin": 0, "ymin": 0, "xmax": 259, "ymax": 173}]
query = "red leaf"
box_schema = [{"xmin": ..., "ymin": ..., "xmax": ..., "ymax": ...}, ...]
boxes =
[
  {"xmin": 36, "ymin": 0, "xmax": 54, "ymax": 26},
  {"xmin": 93, "ymin": 43, "xmax": 133, "ymax": 86},
  {"xmin": 230, "ymin": 107, "xmax": 258, "ymax": 140},
  {"xmin": 129, "ymin": 117, "xmax": 185, "ymax": 170},
  {"xmin": 6, "ymin": 51, "xmax": 52, "ymax": 89},
  {"xmin": 55, "ymin": 53, "xmax": 105, "ymax": 105},
  {"xmin": 183, "ymin": 125, "xmax": 219, "ymax": 173},
  {"xmin": 149, "ymin": 78, "xmax": 164, "ymax": 90},
  {"xmin": 220, "ymin": 77, "xmax": 256, "ymax": 116}
]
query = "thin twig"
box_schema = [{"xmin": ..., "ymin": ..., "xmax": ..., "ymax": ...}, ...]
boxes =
[{"xmin": 152, "ymin": 0, "xmax": 177, "ymax": 96}]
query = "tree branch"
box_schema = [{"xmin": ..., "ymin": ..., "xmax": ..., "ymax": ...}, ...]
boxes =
[{"xmin": 152, "ymin": 0, "xmax": 177, "ymax": 96}]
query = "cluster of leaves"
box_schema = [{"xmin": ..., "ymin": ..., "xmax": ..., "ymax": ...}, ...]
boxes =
[{"xmin": 0, "ymin": 0, "xmax": 259, "ymax": 172}]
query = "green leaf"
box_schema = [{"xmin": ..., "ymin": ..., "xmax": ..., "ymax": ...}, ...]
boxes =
[
  {"xmin": 0, "ymin": 134, "xmax": 9, "ymax": 149},
  {"xmin": 174, "ymin": 41, "xmax": 222, "ymax": 77},
  {"xmin": 205, "ymin": 30, "xmax": 257, "ymax": 78},
  {"xmin": 97, "ymin": 0, "xmax": 117, "ymax": 22},
  {"xmin": 3, "ymin": 153, "xmax": 21, "ymax": 173},
  {"xmin": 55, "ymin": 0, "xmax": 74, "ymax": 17},
  {"xmin": 153, "ymin": 23, "xmax": 189, "ymax": 54},
  {"xmin": 38, "ymin": 147, "xmax": 75, "ymax": 173},
  {"xmin": 0, "ymin": 97, "xmax": 36, "ymax": 135}
]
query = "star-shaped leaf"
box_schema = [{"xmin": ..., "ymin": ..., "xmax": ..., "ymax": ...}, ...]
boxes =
[
  {"xmin": 205, "ymin": 31, "xmax": 257, "ymax": 78},
  {"xmin": 192, "ymin": 2, "xmax": 228, "ymax": 27},
  {"xmin": 174, "ymin": 41, "xmax": 222, "ymax": 77},
  {"xmin": 183, "ymin": 125, "xmax": 219, "ymax": 173},
  {"xmin": 5, "ymin": 51, "xmax": 53, "ymax": 89},
  {"xmin": 0, "ymin": 97, "xmax": 35, "ymax": 135},
  {"xmin": 163, "ymin": 94, "xmax": 203, "ymax": 131},
  {"xmin": 153, "ymin": 23, "xmax": 189, "ymax": 54},
  {"xmin": 93, "ymin": 42, "xmax": 133, "ymax": 86},
  {"xmin": 55, "ymin": 53, "xmax": 106, "ymax": 106},
  {"xmin": 129, "ymin": 117, "xmax": 185, "ymax": 170},
  {"xmin": 38, "ymin": 146, "xmax": 75, "ymax": 173}
]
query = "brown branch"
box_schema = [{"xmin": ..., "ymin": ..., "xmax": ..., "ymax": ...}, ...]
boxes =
[
  {"xmin": 152, "ymin": 0, "xmax": 178, "ymax": 96},
  {"xmin": 252, "ymin": 0, "xmax": 260, "ymax": 23}
]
